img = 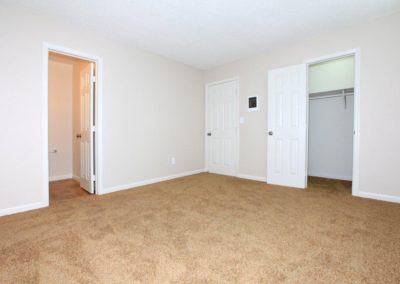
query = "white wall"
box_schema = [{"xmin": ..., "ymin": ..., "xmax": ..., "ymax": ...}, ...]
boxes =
[
  {"xmin": 309, "ymin": 56, "xmax": 355, "ymax": 93},
  {"xmin": 204, "ymin": 12, "xmax": 400, "ymax": 201},
  {"xmin": 0, "ymin": 6, "xmax": 204, "ymax": 214},
  {"xmin": 48, "ymin": 55, "xmax": 73, "ymax": 180},
  {"xmin": 308, "ymin": 96, "xmax": 354, "ymax": 180}
]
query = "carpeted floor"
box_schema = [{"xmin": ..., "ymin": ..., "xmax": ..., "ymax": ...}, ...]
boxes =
[{"xmin": 1, "ymin": 173, "xmax": 399, "ymax": 283}]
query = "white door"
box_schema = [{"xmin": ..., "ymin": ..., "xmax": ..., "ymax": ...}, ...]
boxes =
[
  {"xmin": 206, "ymin": 80, "xmax": 238, "ymax": 176},
  {"xmin": 267, "ymin": 64, "xmax": 307, "ymax": 188},
  {"xmin": 79, "ymin": 63, "xmax": 95, "ymax": 193}
]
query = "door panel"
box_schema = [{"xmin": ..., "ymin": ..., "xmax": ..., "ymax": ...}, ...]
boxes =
[
  {"xmin": 79, "ymin": 63, "xmax": 95, "ymax": 193},
  {"xmin": 267, "ymin": 65, "xmax": 306, "ymax": 188},
  {"xmin": 207, "ymin": 80, "xmax": 238, "ymax": 176}
]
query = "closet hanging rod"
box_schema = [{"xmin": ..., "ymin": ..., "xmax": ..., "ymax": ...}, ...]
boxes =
[
  {"xmin": 309, "ymin": 93, "xmax": 354, "ymax": 100},
  {"xmin": 309, "ymin": 88, "xmax": 354, "ymax": 100}
]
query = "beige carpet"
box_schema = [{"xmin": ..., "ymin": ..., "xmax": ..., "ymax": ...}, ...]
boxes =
[{"xmin": 0, "ymin": 173, "xmax": 399, "ymax": 283}]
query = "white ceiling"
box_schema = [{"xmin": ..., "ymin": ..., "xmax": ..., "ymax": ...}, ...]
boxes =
[{"xmin": 4, "ymin": 0, "xmax": 400, "ymax": 69}]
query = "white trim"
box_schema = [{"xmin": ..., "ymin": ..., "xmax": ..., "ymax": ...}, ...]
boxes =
[
  {"xmin": 205, "ymin": 77, "xmax": 240, "ymax": 176},
  {"xmin": 43, "ymin": 43, "xmax": 104, "ymax": 202},
  {"xmin": 304, "ymin": 49, "xmax": 359, "ymax": 65},
  {"xmin": 101, "ymin": 169, "xmax": 206, "ymax": 195},
  {"xmin": 49, "ymin": 174, "xmax": 73, "ymax": 182},
  {"xmin": 308, "ymin": 172, "xmax": 352, "ymax": 181},
  {"xmin": 206, "ymin": 77, "xmax": 240, "ymax": 87},
  {"xmin": 355, "ymin": 191, "xmax": 400, "ymax": 204},
  {"xmin": 237, "ymin": 174, "xmax": 267, "ymax": 182},
  {"xmin": 0, "ymin": 202, "xmax": 47, "ymax": 217},
  {"xmin": 304, "ymin": 48, "xmax": 361, "ymax": 197},
  {"xmin": 352, "ymin": 50, "xmax": 361, "ymax": 197},
  {"xmin": 42, "ymin": 46, "xmax": 50, "ymax": 208}
]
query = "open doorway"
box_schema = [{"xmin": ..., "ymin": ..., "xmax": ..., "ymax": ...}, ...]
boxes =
[
  {"xmin": 47, "ymin": 49, "xmax": 98, "ymax": 203},
  {"xmin": 266, "ymin": 50, "xmax": 359, "ymax": 194},
  {"xmin": 306, "ymin": 54, "xmax": 357, "ymax": 194}
]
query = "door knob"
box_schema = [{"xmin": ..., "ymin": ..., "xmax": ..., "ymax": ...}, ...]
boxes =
[
  {"xmin": 76, "ymin": 134, "xmax": 82, "ymax": 138},
  {"xmin": 268, "ymin": 131, "xmax": 273, "ymax": 136},
  {"xmin": 207, "ymin": 132, "xmax": 212, "ymax": 136}
]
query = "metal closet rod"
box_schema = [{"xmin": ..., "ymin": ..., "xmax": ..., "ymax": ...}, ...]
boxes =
[
  {"xmin": 309, "ymin": 93, "xmax": 354, "ymax": 100},
  {"xmin": 309, "ymin": 88, "xmax": 354, "ymax": 100}
]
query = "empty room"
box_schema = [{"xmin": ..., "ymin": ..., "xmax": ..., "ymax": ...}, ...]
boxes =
[{"xmin": 1, "ymin": 1, "xmax": 400, "ymax": 283}]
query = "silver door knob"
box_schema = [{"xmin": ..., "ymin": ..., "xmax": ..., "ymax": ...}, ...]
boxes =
[
  {"xmin": 207, "ymin": 132, "xmax": 212, "ymax": 136},
  {"xmin": 268, "ymin": 131, "xmax": 273, "ymax": 136}
]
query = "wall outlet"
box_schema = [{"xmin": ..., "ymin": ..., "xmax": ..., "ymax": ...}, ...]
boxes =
[{"xmin": 171, "ymin": 157, "xmax": 176, "ymax": 165}]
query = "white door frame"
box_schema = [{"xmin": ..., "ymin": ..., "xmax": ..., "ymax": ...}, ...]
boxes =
[
  {"xmin": 205, "ymin": 77, "xmax": 240, "ymax": 176},
  {"xmin": 42, "ymin": 42, "xmax": 103, "ymax": 206},
  {"xmin": 304, "ymin": 49, "xmax": 360, "ymax": 196}
]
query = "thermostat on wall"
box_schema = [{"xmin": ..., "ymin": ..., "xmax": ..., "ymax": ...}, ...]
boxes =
[{"xmin": 248, "ymin": 96, "xmax": 258, "ymax": 111}]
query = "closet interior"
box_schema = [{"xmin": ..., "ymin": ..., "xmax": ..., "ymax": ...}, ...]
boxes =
[{"xmin": 308, "ymin": 56, "xmax": 355, "ymax": 184}]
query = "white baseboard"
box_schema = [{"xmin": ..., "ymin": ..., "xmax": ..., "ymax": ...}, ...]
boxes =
[
  {"xmin": 237, "ymin": 174, "xmax": 267, "ymax": 182},
  {"xmin": 355, "ymin": 191, "xmax": 400, "ymax": 204},
  {"xmin": 308, "ymin": 172, "xmax": 352, "ymax": 181},
  {"xmin": 0, "ymin": 201, "xmax": 48, "ymax": 217},
  {"xmin": 49, "ymin": 174, "xmax": 73, "ymax": 182},
  {"xmin": 100, "ymin": 169, "xmax": 206, "ymax": 195}
]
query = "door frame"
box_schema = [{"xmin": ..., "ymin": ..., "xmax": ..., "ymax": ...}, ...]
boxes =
[
  {"xmin": 304, "ymin": 49, "xmax": 360, "ymax": 196},
  {"xmin": 42, "ymin": 42, "xmax": 103, "ymax": 206},
  {"xmin": 205, "ymin": 77, "xmax": 240, "ymax": 176}
]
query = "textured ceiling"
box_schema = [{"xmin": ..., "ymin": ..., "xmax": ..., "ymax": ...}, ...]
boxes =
[{"xmin": 3, "ymin": 0, "xmax": 400, "ymax": 69}]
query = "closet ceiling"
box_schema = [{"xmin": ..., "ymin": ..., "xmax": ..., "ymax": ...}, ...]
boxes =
[{"xmin": 3, "ymin": 0, "xmax": 400, "ymax": 69}]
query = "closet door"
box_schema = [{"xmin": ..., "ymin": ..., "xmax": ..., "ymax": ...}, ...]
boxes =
[
  {"xmin": 206, "ymin": 80, "xmax": 239, "ymax": 176},
  {"xmin": 267, "ymin": 64, "xmax": 307, "ymax": 188},
  {"xmin": 79, "ymin": 63, "xmax": 95, "ymax": 194}
]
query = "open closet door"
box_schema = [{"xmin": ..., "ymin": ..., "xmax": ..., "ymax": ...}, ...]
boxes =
[
  {"xmin": 79, "ymin": 63, "xmax": 95, "ymax": 194},
  {"xmin": 267, "ymin": 64, "xmax": 307, "ymax": 188}
]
